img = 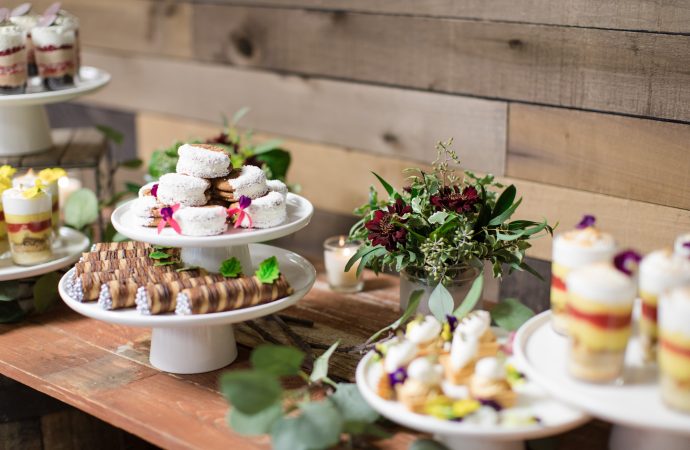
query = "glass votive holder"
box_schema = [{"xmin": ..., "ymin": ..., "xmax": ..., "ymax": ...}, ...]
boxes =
[{"xmin": 324, "ymin": 236, "xmax": 364, "ymax": 293}]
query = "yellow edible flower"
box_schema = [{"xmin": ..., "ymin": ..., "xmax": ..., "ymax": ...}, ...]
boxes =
[
  {"xmin": 451, "ymin": 399, "xmax": 481, "ymax": 417},
  {"xmin": 441, "ymin": 322, "xmax": 452, "ymax": 341},
  {"xmin": 0, "ymin": 175, "xmax": 11, "ymax": 193},
  {"xmin": 22, "ymin": 179, "xmax": 45, "ymax": 199},
  {"xmin": 0, "ymin": 165, "xmax": 16, "ymax": 179},
  {"xmin": 38, "ymin": 167, "xmax": 66, "ymax": 183}
]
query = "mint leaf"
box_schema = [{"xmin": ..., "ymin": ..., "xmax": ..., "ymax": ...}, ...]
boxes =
[
  {"xmin": 271, "ymin": 401, "xmax": 343, "ymax": 450},
  {"xmin": 310, "ymin": 341, "xmax": 338, "ymax": 383},
  {"xmin": 220, "ymin": 257, "xmax": 243, "ymax": 278},
  {"xmin": 228, "ymin": 403, "xmax": 283, "ymax": 436},
  {"xmin": 251, "ymin": 345, "xmax": 304, "ymax": 376},
  {"xmin": 491, "ymin": 297, "xmax": 535, "ymax": 331},
  {"xmin": 220, "ymin": 370, "xmax": 282, "ymax": 415},
  {"xmin": 255, "ymin": 256, "xmax": 280, "ymax": 284},
  {"xmin": 149, "ymin": 250, "xmax": 171, "ymax": 260}
]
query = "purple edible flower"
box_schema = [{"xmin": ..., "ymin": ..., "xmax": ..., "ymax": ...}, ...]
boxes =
[
  {"xmin": 479, "ymin": 399, "xmax": 503, "ymax": 411},
  {"xmin": 161, "ymin": 206, "xmax": 174, "ymax": 220},
  {"xmin": 683, "ymin": 241, "xmax": 690, "ymax": 250},
  {"xmin": 446, "ymin": 315, "xmax": 458, "ymax": 333},
  {"xmin": 151, "ymin": 183, "xmax": 159, "ymax": 198},
  {"xmin": 238, "ymin": 195, "xmax": 251, "ymax": 209},
  {"xmin": 613, "ymin": 250, "xmax": 642, "ymax": 276},
  {"xmin": 575, "ymin": 214, "xmax": 596, "ymax": 229},
  {"xmin": 388, "ymin": 367, "xmax": 407, "ymax": 388}
]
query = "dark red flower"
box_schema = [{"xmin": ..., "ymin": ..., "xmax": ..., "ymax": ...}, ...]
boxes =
[
  {"xmin": 430, "ymin": 185, "xmax": 480, "ymax": 213},
  {"xmin": 365, "ymin": 199, "xmax": 411, "ymax": 251}
]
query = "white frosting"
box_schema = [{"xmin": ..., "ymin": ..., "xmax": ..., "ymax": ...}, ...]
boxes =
[
  {"xmin": 450, "ymin": 330, "xmax": 478, "ymax": 370},
  {"xmin": 31, "ymin": 26, "xmax": 76, "ymax": 47},
  {"xmin": 406, "ymin": 357, "xmax": 443, "ymax": 385},
  {"xmin": 384, "ymin": 340, "xmax": 417, "ymax": 373},
  {"xmin": 227, "ymin": 165, "xmax": 268, "ymax": 200},
  {"xmin": 474, "ymin": 357, "xmax": 506, "ymax": 381},
  {"xmin": 130, "ymin": 196, "xmax": 160, "ymax": 218},
  {"xmin": 173, "ymin": 206, "xmax": 228, "ymax": 236},
  {"xmin": 639, "ymin": 249, "xmax": 690, "ymax": 294},
  {"xmin": 566, "ymin": 262, "xmax": 637, "ymax": 304},
  {"xmin": 457, "ymin": 310, "xmax": 491, "ymax": 339},
  {"xmin": 2, "ymin": 187, "xmax": 51, "ymax": 215},
  {"xmin": 0, "ymin": 26, "xmax": 25, "ymax": 50},
  {"xmin": 675, "ymin": 233, "xmax": 690, "ymax": 258},
  {"xmin": 441, "ymin": 381, "xmax": 470, "ymax": 399},
  {"xmin": 138, "ymin": 181, "xmax": 157, "ymax": 198},
  {"xmin": 9, "ymin": 15, "xmax": 39, "ymax": 32},
  {"xmin": 659, "ymin": 286, "xmax": 690, "ymax": 336},
  {"xmin": 157, "ymin": 173, "xmax": 209, "ymax": 207},
  {"xmin": 12, "ymin": 175, "xmax": 58, "ymax": 200},
  {"xmin": 55, "ymin": 12, "xmax": 79, "ymax": 30},
  {"xmin": 267, "ymin": 179, "xmax": 288, "ymax": 199},
  {"xmin": 552, "ymin": 228, "xmax": 617, "ymax": 267},
  {"xmin": 238, "ymin": 191, "xmax": 286, "ymax": 229},
  {"xmin": 176, "ymin": 144, "xmax": 231, "ymax": 178},
  {"xmin": 405, "ymin": 315, "xmax": 442, "ymax": 344}
]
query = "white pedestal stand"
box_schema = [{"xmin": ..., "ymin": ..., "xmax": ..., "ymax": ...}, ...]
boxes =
[{"xmin": 514, "ymin": 311, "xmax": 690, "ymax": 450}]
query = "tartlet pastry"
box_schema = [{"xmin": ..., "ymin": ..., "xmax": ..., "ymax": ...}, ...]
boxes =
[
  {"xmin": 176, "ymin": 143, "xmax": 231, "ymax": 179},
  {"xmin": 441, "ymin": 329, "xmax": 479, "ymax": 385},
  {"xmin": 468, "ymin": 357, "xmax": 517, "ymax": 409},
  {"xmin": 396, "ymin": 357, "xmax": 443, "ymax": 413},
  {"xmin": 405, "ymin": 315, "xmax": 443, "ymax": 354},
  {"xmin": 457, "ymin": 310, "xmax": 499, "ymax": 358}
]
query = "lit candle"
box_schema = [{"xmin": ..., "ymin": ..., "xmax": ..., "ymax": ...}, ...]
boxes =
[
  {"xmin": 324, "ymin": 235, "xmax": 364, "ymax": 293},
  {"xmin": 58, "ymin": 175, "xmax": 82, "ymax": 206}
]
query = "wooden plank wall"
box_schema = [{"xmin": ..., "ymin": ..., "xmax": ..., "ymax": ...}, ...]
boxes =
[{"xmin": 34, "ymin": 0, "xmax": 690, "ymax": 260}]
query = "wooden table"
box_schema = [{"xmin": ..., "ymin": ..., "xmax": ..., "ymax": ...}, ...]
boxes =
[{"xmin": 0, "ymin": 267, "xmax": 608, "ymax": 450}]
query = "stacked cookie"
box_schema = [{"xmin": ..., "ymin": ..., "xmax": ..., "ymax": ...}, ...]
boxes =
[{"xmin": 129, "ymin": 143, "xmax": 288, "ymax": 236}]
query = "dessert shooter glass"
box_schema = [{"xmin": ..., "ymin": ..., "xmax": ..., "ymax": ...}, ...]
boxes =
[
  {"xmin": 2, "ymin": 187, "xmax": 53, "ymax": 265},
  {"xmin": 9, "ymin": 14, "xmax": 38, "ymax": 77},
  {"xmin": 566, "ymin": 262, "xmax": 637, "ymax": 383},
  {"xmin": 13, "ymin": 169, "xmax": 61, "ymax": 236},
  {"xmin": 324, "ymin": 236, "xmax": 364, "ymax": 293},
  {"xmin": 31, "ymin": 25, "xmax": 76, "ymax": 90},
  {"xmin": 638, "ymin": 250, "xmax": 690, "ymax": 362},
  {"xmin": 55, "ymin": 12, "xmax": 80, "ymax": 77},
  {"xmin": 0, "ymin": 26, "xmax": 28, "ymax": 95},
  {"xmin": 550, "ymin": 225, "xmax": 617, "ymax": 335},
  {"xmin": 658, "ymin": 286, "xmax": 690, "ymax": 412}
]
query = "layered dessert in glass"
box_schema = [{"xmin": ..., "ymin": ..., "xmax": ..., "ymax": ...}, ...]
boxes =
[
  {"xmin": 639, "ymin": 249, "xmax": 690, "ymax": 362},
  {"xmin": 658, "ymin": 285, "xmax": 690, "ymax": 412},
  {"xmin": 550, "ymin": 215, "xmax": 617, "ymax": 334},
  {"xmin": 566, "ymin": 253, "xmax": 639, "ymax": 383},
  {"xmin": 13, "ymin": 168, "xmax": 62, "ymax": 234},
  {"xmin": 0, "ymin": 175, "xmax": 12, "ymax": 254},
  {"xmin": 2, "ymin": 183, "xmax": 53, "ymax": 265},
  {"xmin": 0, "ymin": 25, "xmax": 27, "ymax": 94},
  {"xmin": 31, "ymin": 24, "xmax": 76, "ymax": 90},
  {"xmin": 9, "ymin": 11, "xmax": 38, "ymax": 77},
  {"xmin": 54, "ymin": 10, "xmax": 79, "ymax": 77}
]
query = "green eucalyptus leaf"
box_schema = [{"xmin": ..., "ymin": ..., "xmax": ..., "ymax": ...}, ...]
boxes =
[
  {"xmin": 428, "ymin": 283, "xmax": 453, "ymax": 322},
  {"xmin": 410, "ymin": 438, "xmax": 451, "ymax": 450},
  {"xmin": 251, "ymin": 345, "xmax": 305, "ymax": 376},
  {"xmin": 0, "ymin": 281, "xmax": 22, "ymax": 301},
  {"xmin": 33, "ymin": 272, "xmax": 59, "ymax": 313},
  {"xmin": 488, "ymin": 197, "xmax": 522, "ymax": 227},
  {"xmin": 219, "ymin": 257, "xmax": 242, "ymax": 278},
  {"xmin": 330, "ymin": 383, "xmax": 379, "ymax": 423},
  {"xmin": 428, "ymin": 211, "xmax": 448, "ymax": 224},
  {"xmin": 310, "ymin": 341, "xmax": 339, "ymax": 383},
  {"xmin": 220, "ymin": 370, "xmax": 283, "ymax": 415},
  {"xmin": 0, "ymin": 301, "xmax": 25, "ymax": 323},
  {"xmin": 255, "ymin": 256, "xmax": 280, "ymax": 284},
  {"xmin": 64, "ymin": 189, "xmax": 99, "ymax": 230},
  {"xmin": 490, "ymin": 297, "xmax": 535, "ymax": 331},
  {"xmin": 95, "ymin": 124, "xmax": 124, "ymax": 145},
  {"xmin": 492, "ymin": 184, "xmax": 516, "ymax": 218},
  {"xmin": 256, "ymin": 149, "xmax": 291, "ymax": 181},
  {"xmin": 228, "ymin": 402, "xmax": 283, "ymax": 436},
  {"xmin": 367, "ymin": 289, "xmax": 422, "ymax": 343},
  {"xmin": 453, "ymin": 274, "xmax": 484, "ymax": 318},
  {"xmin": 372, "ymin": 172, "xmax": 396, "ymax": 197},
  {"xmin": 271, "ymin": 401, "xmax": 343, "ymax": 450}
]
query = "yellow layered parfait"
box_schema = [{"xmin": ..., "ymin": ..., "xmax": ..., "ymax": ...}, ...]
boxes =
[
  {"xmin": 659, "ymin": 286, "xmax": 690, "ymax": 413},
  {"xmin": 639, "ymin": 249, "xmax": 690, "ymax": 362},
  {"xmin": 14, "ymin": 168, "xmax": 64, "ymax": 234},
  {"xmin": 551, "ymin": 216, "xmax": 617, "ymax": 335},
  {"xmin": 2, "ymin": 183, "xmax": 53, "ymax": 265},
  {"xmin": 566, "ymin": 261, "xmax": 637, "ymax": 382}
]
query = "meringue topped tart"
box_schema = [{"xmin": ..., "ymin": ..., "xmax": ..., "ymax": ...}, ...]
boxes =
[{"xmin": 658, "ymin": 286, "xmax": 690, "ymax": 413}]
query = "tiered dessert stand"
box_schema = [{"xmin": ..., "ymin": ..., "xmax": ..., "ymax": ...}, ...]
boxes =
[
  {"xmin": 356, "ymin": 331, "xmax": 589, "ymax": 450},
  {"xmin": 0, "ymin": 66, "xmax": 110, "ymax": 156},
  {"xmin": 59, "ymin": 193, "xmax": 316, "ymax": 374},
  {"xmin": 514, "ymin": 311, "xmax": 690, "ymax": 450}
]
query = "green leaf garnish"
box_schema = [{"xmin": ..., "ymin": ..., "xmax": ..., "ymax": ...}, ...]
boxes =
[
  {"xmin": 255, "ymin": 256, "xmax": 280, "ymax": 284},
  {"xmin": 149, "ymin": 250, "xmax": 172, "ymax": 260},
  {"xmin": 220, "ymin": 257, "xmax": 243, "ymax": 278},
  {"xmin": 154, "ymin": 260, "xmax": 178, "ymax": 267}
]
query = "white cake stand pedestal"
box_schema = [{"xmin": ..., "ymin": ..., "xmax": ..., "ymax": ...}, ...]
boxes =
[
  {"xmin": 514, "ymin": 311, "xmax": 690, "ymax": 450},
  {"xmin": 0, "ymin": 66, "xmax": 110, "ymax": 155},
  {"xmin": 59, "ymin": 194, "xmax": 316, "ymax": 374}
]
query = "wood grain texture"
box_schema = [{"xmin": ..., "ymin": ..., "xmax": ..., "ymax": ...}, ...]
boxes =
[
  {"xmin": 201, "ymin": 0, "xmax": 690, "ymax": 33},
  {"xmin": 83, "ymin": 49, "xmax": 506, "ymax": 173},
  {"xmin": 192, "ymin": 4, "xmax": 690, "ymax": 122},
  {"xmin": 31, "ymin": 0, "xmax": 192, "ymax": 58},
  {"xmin": 507, "ymin": 104, "xmax": 690, "ymax": 210}
]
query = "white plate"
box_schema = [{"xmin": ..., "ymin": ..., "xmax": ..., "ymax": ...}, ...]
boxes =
[
  {"xmin": 0, "ymin": 67, "xmax": 110, "ymax": 107},
  {"xmin": 0, "ymin": 227, "xmax": 90, "ymax": 281},
  {"xmin": 513, "ymin": 311, "xmax": 690, "ymax": 435},
  {"xmin": 111, "ymin": 193, "xmax": 314, "ymax": 248},
  {"xmin": 58, "ymin": 243, "xmax": 316, "ymax": 328},
  {"xmin": 356, "ymin": 349, "xmax": 588, "ymax": 441}
]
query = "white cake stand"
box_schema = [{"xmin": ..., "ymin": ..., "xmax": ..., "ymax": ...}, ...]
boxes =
[
  {"xmin": 0, "ymin": 66, "xmax": 110, "ymax": 155},
  {"xmin": 0, "ymin": 226, "xmax": 89, "ymax": 281},
  {"xmin": 514, "ymin": 311, "xmax": 690, "ymax": 450},
  {"xmin": 356, "ymin": 348, "xmax": 588, "ymax": 450}
]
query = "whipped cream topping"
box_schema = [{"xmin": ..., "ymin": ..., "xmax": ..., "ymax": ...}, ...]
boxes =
[
  {"xmin": 474, "ymin": 357, "xmax": 506, "ymax": 381},
  {"xmin": 9, "ymin": 15, "xmax": 38, "ymax": 32},
  {"xmin": 457, "ymin": 310, "xmax": 491, "ymax": 338},
  {"xmin": 450, "ymin": 330, "xmax": 478, "ymax": 370},
  {"xmin": 31, "ymin": 25, "xmax": 76, "ymax": 47},
  {"xmin": 2, "ymin": 187, "xmax": 51, "ymax": 215},
  {"xmin": 552, "ymin": 227, "xmax": 617, "ymax": 267},
  {"xmin": 405, "ymin": 315, "xmax": 442, "ymax": 344},
  {"xmin": 0, "ymin": 26, "xmax": 25, "ymax": 50},
  {"xmin": 639, "ymin": 249, "xmax": 690, "ymax": 294},
  {"xmin": 384, "ymin": 340, "xmax": 417, "ymax": 373},
  {"xmin": 406, "ymin": 357, "xmax": 443, "ymax": 385},
  {"xmin": 674, "ymin": 233, "xmax": 690, "ymax": 258},
  {"xmin": 659, "ymin": 286, "xmax": 690, "ymax": 336},
  {"xmin": 566, "ymin": 262, "xmax": 637, "ymax": 304}
]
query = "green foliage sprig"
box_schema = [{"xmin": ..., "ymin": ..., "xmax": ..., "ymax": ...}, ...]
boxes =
[{"xmin": 0, "ymin": 273, "xmax": 60, "ymax": 323}]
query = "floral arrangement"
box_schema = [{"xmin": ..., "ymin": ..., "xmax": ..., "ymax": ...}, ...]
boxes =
[{"xmin": 347, "ymin": 140, "xmax": 554, "ymax": 284}]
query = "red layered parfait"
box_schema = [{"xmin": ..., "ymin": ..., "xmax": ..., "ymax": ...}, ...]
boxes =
[
  {"xmin": 9, "ymin": 7, "xmax": 38, "ymax": 77},
  {"xmin": 1, "ymin": 183, "xmax": 53, "ymax": 265},
  {"xmin": 0, "ymin": 25, "xmax": 27, "ymax": 94},
  {"xmin": 31, "ymin": 24, "xmax": 75, "ymax": 90}
]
